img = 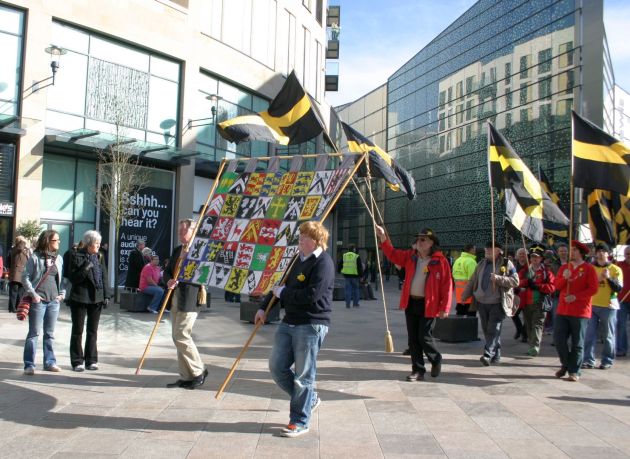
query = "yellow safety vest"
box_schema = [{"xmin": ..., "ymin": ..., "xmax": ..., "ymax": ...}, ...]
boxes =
[{"xmin": 341, "ymin": 252, "xmax": 359, "ymax": 275}]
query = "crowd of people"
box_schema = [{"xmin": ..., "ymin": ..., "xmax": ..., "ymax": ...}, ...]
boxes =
[{"xmin": 3, "ymin": 219, "xmax": 628, "ymax": 439}]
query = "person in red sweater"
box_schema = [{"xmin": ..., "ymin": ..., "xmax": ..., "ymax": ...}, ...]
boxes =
[
  {"xmin": 375, "ymin": 225, "xmax": 452, "ymax": 381},
  {"xmin": 553, "ymin": 240, "xmax": 598, "ymax": 381},
  {"xmin": 616, "ymin": 247, "xmax": 630, "ymax": 356},
  {"xmin": 518, "ymin": 244, "xmax": 555, "ymax": 357}
]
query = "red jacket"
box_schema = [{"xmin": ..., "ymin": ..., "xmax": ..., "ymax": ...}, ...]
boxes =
[
  {"xmin": 518, "ymin": 264, "xmax": 556, "ymax": 306},
  {"xmin": 380, "ymin": 240, "xmax": 452, "ymax": 317},
  {"xmin": 554, "ymin": 262, "xmax": 599, "ymax": 318}
]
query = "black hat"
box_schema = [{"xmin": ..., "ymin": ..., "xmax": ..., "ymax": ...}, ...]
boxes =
[
  {"xmin": 529, "ymin": 243, "xmax": 546, "ymax": 257},
  {"xmin": 416, "ymin": 228, "xmax": 439, "ymax": 246},
  {"xmin": 485, "ymin": 240, "xmax": 503, "ymax": 250},
  {"xmin": 595, "ymin": 242, "xmax": 611, "ymax": 253}
]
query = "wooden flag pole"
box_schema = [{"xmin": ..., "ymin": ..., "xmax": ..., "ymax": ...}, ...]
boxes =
[
  {"xmin": 215, "ymin": 152, "xmax": 368, "ymax": 399},
  {"xmin": 363, "ymin": 160, "xmax": 394, "ymax": 353},
  {"xmin": 135, "ymin": 159, "xmax": 228, "ymax": 375}
]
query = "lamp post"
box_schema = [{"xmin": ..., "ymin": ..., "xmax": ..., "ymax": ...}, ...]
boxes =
[{"xmin": 44, "ymin": 45, "xmax": 67, "ymax": 86}]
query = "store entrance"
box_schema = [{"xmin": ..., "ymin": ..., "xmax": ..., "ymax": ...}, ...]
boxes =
[{"xmin": 40, "ymin": 221, "xmax": 73, "ymax": 255}]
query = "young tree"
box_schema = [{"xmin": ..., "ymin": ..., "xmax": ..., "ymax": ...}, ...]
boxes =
[
  {"xmin": 15, "ymin": 219, "xmax": 43, "ymax": 242},
  {"xmin": 95, "ymin": 122, "xmax": 150, "ymax": 298}
]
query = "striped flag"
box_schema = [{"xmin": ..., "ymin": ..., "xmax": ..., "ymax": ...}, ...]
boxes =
[
  {"xmin": 217, "ymin": 71, "xmax": 325, "ymax": 146},
  {"xmin": 488, "ymin": 122, "xmax": 569, "ymax": 226},
  {"xmin": 572, "ymin": 111, "xmax": 630, "ymax": 197},
  {"xmin": 587, "ymin": 189, "xmax": 617, "ymax": 246},
  {"xmin": 504, "ymin": 189, "xmax": 544, "ymax": 242},
  {"xmin": 341, "ymin": 122, "xmax": 416, "ymax": 200},
  {"xmin": 538, "ymin": 166, "xmax": 568, "ymax": 239}
]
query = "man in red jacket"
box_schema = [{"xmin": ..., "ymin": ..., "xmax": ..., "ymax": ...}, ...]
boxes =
[
  {"xmin": 553, "ymin": 240, "xmax": 599, "ymax": 381},
  {"xmin": 375, "ymin": 225, "xmax": 452, "ymax": 381}
]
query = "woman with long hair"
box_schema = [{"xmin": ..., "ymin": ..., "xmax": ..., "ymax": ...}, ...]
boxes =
[
  {"xmin": 8, "ymin": 235, "xmax": 30, "ymax": 313},
  {"xmin": 22, "ymin": 230, "xmax": 65, "ymax": 374}
]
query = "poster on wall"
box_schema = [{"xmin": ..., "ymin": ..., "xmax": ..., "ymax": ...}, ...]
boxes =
[{"xmin": 115, "ymin": 187, "xmax": 173, "ymax": 286}]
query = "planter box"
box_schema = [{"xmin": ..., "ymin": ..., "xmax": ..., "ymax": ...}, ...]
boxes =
[
  {"xmin": 434, "ymin": 316, "xmax": 479, "ymax": 342},
  {"xmin": 240, "ymin": 301, "xmax": 280, "ymax": 323}
]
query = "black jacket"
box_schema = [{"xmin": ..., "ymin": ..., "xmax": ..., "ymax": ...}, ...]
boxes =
[
  {"xmin": 125, "ymin": 248, "xmax": 145, "ymax": 289},
  {"xmin": 163, "ymin": 245, "xmax": 201, "ymax": 312},
  {"xmin": 262, "ymin": 250, "xmax": 334, "ymax": 326},
  {"xmin": 68, "ymin": 249, "xmax": 111, "ymax": 305}
]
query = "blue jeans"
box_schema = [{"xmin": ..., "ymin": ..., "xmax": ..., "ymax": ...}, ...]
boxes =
[
  {"xmin": 616, "ymin": 302, "xmax": 629, "ymax": 355},
  {"xmin": 344, "ymin": 277, "xmax": 360, "ymax": 307},
  {"xmin": 143, "ymin": 285, "xmax": 165, "ymax": 312},
  {"xmin": 269, "ymin": 322, "xmax": 328, "ymax": 428},
  {"xmin": 23, "ymin": 300, "xmax": 60, "ymax": 369},
  {"xmin": 584, "ymin": 307, "xmax": 617, "ymax": 366},
  {"xmin": 553, "ymin": 314, "xmax": 588, "ymax": 375}
]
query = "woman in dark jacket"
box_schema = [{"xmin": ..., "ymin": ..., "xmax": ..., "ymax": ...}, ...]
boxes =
[
  {"xmin": 67, "ymin": 230, "xmax": 111, "ymax": 372},
  {"xmin": 8, "ymin": 236, "xmax": 30, "ymax": 313}
]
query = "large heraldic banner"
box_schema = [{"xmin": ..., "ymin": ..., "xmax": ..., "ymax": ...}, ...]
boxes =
[{"xmin": 178, "ymin": 155, "xmax": 356, "ymax": 296}]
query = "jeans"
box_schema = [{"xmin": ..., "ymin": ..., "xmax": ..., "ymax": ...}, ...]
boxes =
[
  {"xmin": 143, "ymin": 285, "xmax": 165, "ymax": 312},
  {"xmin": 344, "ymin": 277, "xmax": 360, "ymax": 307},
  {"xmin": 23, "ymin": 300, "xmax": 60, "ymax": 369},
  {"xmin": 584, "ymin": 306, "xmax": 617, "ymax": 366},
  {"xmin": 477, "ymin": 302, "xmax": 505, "ymax": 360},
  {"xmin": 405, "ymin": 298, "xmax": 441, "ymax": 373},
  {"xmin": 553, "ymin": 315, "xmax": 588, "ymax": 375},
  {"xmin": 269, "ymin": 322, "xmax": 328, "ymax": 428},
  {"xmin": 616, "ymin": 302, "xmax": 629, "ymax": 355},
  {"xmin": 70, "ymin": 302, "xmax": 103, "ymax": 368}
]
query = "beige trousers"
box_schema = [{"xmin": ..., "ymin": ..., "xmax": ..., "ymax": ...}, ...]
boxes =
[{"xmin": 170, "ymin": 299, "xmax": 204, "ymax": 380}]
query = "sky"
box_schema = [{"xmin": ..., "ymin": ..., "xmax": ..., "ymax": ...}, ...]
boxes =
[{"xmin": 326, "ymin": 0, "xmax": 630, "ymax": 107}]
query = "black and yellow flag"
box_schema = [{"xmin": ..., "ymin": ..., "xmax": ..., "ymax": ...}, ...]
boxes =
[
  {"xmin": 217, "ymin": 71, "xmax": 325, "ymax": 145},
  {"xmin": 504, "ymin": 189, "xmax": 544, "ymax": 242},
  {"xmin": 588, "ymin": 189, "xmax": 630, "ymax": 246},
  {"xmin": 572, "ymin": 111, "xmax": 630, "ymax": 197},
  {"xmin": 538, "ymin": 166, "xmax": 568, "ymax": 239},
  {"xmin": 588, "ymin": 189, "xmax": 617, "ymax": 246},
  {"xmin": 341, "ymin": 122, "xmax": 416, "ymax": 200},
  {"xmin": 488, "ymin": 122, "xmax": 569, "ymax": 226}
]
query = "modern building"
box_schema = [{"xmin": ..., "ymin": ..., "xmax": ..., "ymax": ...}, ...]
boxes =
[
  {"xmin": 337, "ymin": 0, "xmax": 613, "ymax": 252},
  {"xmin": 606, "ymin": 84, "xmax": 630, "ymax": 144},
  {"xmin": 1, "ymin": 0, "xmax": 337, "ymax": 282}
]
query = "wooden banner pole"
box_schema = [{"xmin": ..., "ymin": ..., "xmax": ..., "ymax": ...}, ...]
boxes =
[
  {"xmin": 135, "ymin": 159, "xmax": 228, "ymax": 374},
  {"xmin": 215, "ymin": 152, "xmax": 368, "ymax": 399}
]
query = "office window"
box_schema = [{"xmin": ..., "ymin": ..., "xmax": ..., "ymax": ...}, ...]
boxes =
[
  {"xmin": 538, "ymin": 48, "xmax": 552, "ymax": 73},
  {"xmin": 466, "ymin": 76, "xmax": 475, "ymax": 94},
  {"xmin": 506, "ymin": 90, "xmax": 513, "ymax": 109},
  {"xmin": 439, "ymin": 90, "xmax": 446, "ymax": 108},
  {"xmin": 559, "ymin": 41, "xmax": 574, "ymax": 67},
  {"xmin": 447, "ymin": 87, "xmax": 452, "ymax": 104},
  {"xmin": 556, "ymin": 99, "xmax": 573, "ymax": 116},
  {"xmin": 506, "ymin": 112, "xmax": 512, "ymax": 127},
  {"xmin": 465, "ymin": 100, "xmax": 473, "ymax": 121},
  {"xmin": 456, "ymin": 81, "xmax": 463, "ymax": 99},
  {"xmin": 520, "ymin": 83, "xmax": 529, "ymax": 104},
  {"xmin": 520, "ymin": 54, "xmax": 531, "ymax": 79},
  {"xmin": 456, "ymin": 104, "xmax": 464, "ymax": 124},
  {"xmin": 558, "ymin": 70, "xmax": 575, "ymax": 94},
  {"xmin": 505, "ymin": 62, "xmax": 511, "ymax": 85},
  {"xmin": 438, "ymin": 112, "xmax": 445, "ymax": 131},
  {"xmin": 538, "ymin": 77, "xmax": 551, "ymax": 100}
]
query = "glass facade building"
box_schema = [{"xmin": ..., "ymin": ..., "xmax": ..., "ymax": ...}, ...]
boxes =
[{"xmin": 339, "ymin": 0, "xmax": 608, "ymax": 251}]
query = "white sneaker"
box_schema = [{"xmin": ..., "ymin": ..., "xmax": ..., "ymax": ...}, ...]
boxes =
[
  {"xmin": 86, "ymin": 363, "xmax": 99, "ymax": 371},
  {"xmin": 73, "ymin": 365, "xmax": 85, "ymax": 372},
  {"xmin": 24, "ymin": 367, "xmax": 35, "ymax": 375}
]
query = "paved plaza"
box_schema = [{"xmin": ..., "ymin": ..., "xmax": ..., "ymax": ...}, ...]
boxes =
[{"xmin": 0, "ymin": 280, "xmax": 629, "ymax": 458}]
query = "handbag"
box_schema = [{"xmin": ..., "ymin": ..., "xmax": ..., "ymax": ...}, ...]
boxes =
[
  {"xmin": 539, "ymin": 267, "xmax": 553, "ymax": 313},
  {"xmin": 17, "ymin": 263, "xmax": 54, "ymax": 321}
]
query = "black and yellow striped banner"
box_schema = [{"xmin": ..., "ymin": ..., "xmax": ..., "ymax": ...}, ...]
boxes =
[
  {"xmin": 572, "ymin": 111, "xmax": 630, "ymax": 197},
  {"xmin": 488, "ymin": 123, "xmax": 569, "ymax": 226},
  {"xmin": 342, "ymin": 122, "xmax": 416, "ymax": 200},
  {"xmin": 217, "ymin": 71, "xmax": 325, "ymax": 146}
]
